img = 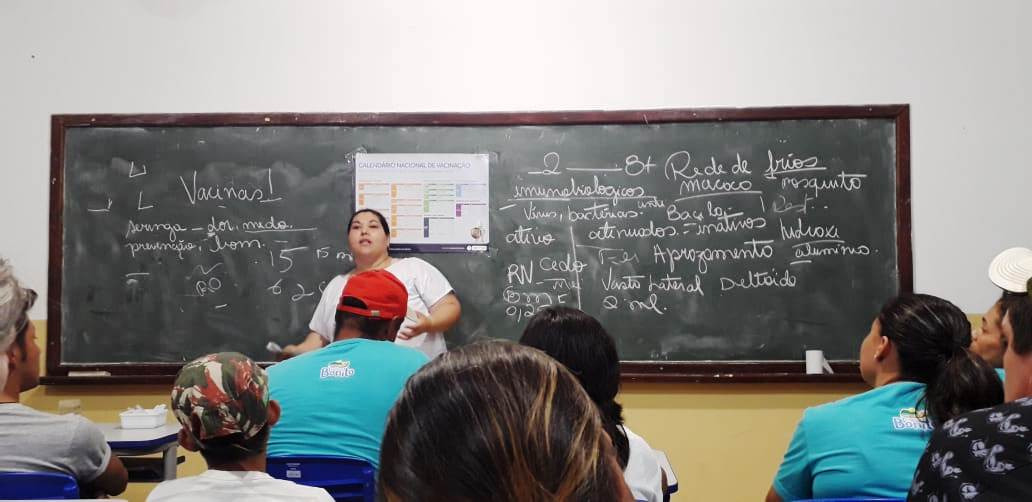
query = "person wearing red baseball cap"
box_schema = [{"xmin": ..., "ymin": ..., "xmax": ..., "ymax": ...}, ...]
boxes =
[
  {"xmin": 265, "ymin": 269, "xmax": 429, "ymax": 468},
  {"xmin": 280, "ymin": 209, "xmax": 462, "ymax": 360}
]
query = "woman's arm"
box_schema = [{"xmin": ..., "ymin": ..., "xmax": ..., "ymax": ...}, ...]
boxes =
[
  {"xmin": 397, "ymin": 293, "xmax": 461, "ymax": 339},
  {"xmin": 764, "ymin": 486, "xmax": 783, "ymax": 502},
  {"xmin": 280, "ymin": 331, "xmax": 329, "ymax": 358}
]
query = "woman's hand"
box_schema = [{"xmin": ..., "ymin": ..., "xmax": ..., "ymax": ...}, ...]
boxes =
[
  {"xmin": 397, "ymin": 310, "xmax": 432, "ymax": 340},
  {"xmin": 279, "ymin": 331, "xmax": 328, "ymax": 358},
  {"xmin": 396, "ymin": 293, "xmax": 462, "ymax": 340}
]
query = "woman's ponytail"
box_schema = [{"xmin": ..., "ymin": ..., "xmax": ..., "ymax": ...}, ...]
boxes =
[
  {"xmin": 597, "ymin": 399, "xmax": 630, "ymax": 469},
  {"xmin": 923, "ymin": 347, "xmax": 1003, "ymax": 424},
  {"xmin": 519, "ymin": 306, "xmax": 632, "ymax": 468},
  {"xmin": 879, "ymin": 293, "xmax": 1004, "ymax": 425}
]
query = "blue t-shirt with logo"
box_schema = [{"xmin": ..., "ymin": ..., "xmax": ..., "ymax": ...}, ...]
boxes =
[
  {"xmin": 266, "ymin": 338, "xmax": 429, "ymax": 467},
  {"xmin": 773, "ymin": 381, "xmax": 933, "ymax": 501}
]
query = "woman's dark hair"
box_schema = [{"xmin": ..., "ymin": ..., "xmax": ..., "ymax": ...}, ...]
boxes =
[
  {"xmin": 519, "ymin": 306, "xmax": 630, "ymax": 469},
  {"xmin": 878, "ymin": 293, "xmax": 1003, "ymax": 424},
  {"xmin": 348, "ymin": 208, "xmax": 390, "ymax": 237},
  {"xmin": 997, "ymin": 290, "xmax": 1025, "ymax": 327},
  {"xmin": 379, "ymin": 341, "xmax": 629, "ymax": 502}
]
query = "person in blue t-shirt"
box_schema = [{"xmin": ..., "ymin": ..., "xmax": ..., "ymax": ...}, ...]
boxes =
[
  {"xmin": 766, "ymin": 293, "xmax": 1004, "ymax": 502},
  {"xmin": 266, "ymin": 269, "xmax": 429, "ymax": 468}
]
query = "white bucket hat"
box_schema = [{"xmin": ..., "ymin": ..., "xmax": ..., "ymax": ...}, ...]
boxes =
[{"xmin": 988, "ymin": 247, "xmax": 1032, "ymax": 293}]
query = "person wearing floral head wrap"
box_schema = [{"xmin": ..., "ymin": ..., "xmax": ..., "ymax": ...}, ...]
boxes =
[
  {"xmin": 0, "ymin": 257, "xmax": 35, "ymax": 390},
  {"xmin": 171, "ymin": 352, "xmax": 272, "ymax": 447},
  {"xmin": 148, "ymin": 352, "xmax": 332, "ymax": 502},
  {"xmin": 0, "ymin": 257, "xmax": 128, "ymax": 498}
]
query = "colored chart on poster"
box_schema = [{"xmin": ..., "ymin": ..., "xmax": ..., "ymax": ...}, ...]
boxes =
[{"xmin": 355, "ymin": 153, "xmax": 490, "ymax": 252}]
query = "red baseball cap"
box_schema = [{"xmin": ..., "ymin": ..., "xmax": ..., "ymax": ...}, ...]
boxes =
[{"xmin": 337, "ymin": 270, "xmax": 408, "ymax": 320}]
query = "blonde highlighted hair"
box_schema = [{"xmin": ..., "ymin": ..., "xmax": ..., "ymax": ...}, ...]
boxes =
[{"xmin": 379, "ymin": 341, "xmax": 629, "ymax": 502}]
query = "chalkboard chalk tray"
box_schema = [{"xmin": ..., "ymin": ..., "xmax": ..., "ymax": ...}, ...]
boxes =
[{"xmin": 45, "ymin": 106, "xmax": 910, "ymax": 384}]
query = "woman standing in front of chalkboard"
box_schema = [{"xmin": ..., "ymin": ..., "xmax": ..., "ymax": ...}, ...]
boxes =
[
  {"xmin": 281, "ymin": 209, "xmax": 461, "ymax": 359},
  {"xmin": 766, "ymin": 294, "xmax": 1003, "ymax": 502}
]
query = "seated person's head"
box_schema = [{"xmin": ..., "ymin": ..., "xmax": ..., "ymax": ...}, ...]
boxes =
[
  {"xmin": 334, "ymin": 270, "xmax": 408, "ymax": 342},
  {"xmin": 972, "ymin": 247, "xmax": 1032, "ymax": 366},
  {"xmin": 171, "ymin": 352, "xmax": 280, "ymax": 468},
  {"xmin": 969, "ymin": 292, "xmax": 1023, "ymax": 367},
  {"xmin": 0, "ymin": 257, "xmax": 38, "ymax": 393},
  {"xmin": 862, "ymin": 293, "xmax": 1003, "ymax": 424},
  {"xmin": 378, "ymin": 341, "xmax": 633, "ymax": 502},
  {"xmin": 519, "ymin": 306, "xmax": 630, "ymax": 468},
  {"xmin": 1002, "ymin": 279, "xmax": 1032, "ymax": 401}
]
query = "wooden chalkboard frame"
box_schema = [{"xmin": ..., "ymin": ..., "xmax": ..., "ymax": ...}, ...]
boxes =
[{"xmin": 45, "ymin": 105, "xmax": 911, "ymax": 385}]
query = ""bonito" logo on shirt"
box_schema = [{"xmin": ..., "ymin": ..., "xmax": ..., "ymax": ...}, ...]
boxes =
[
  {"xmin": 892, "ymin": 407, "xmax": 932, "ymax": 431},
  {"xmin": 320, "ymin": 360, "xmax": 356, "ymax": 379}
]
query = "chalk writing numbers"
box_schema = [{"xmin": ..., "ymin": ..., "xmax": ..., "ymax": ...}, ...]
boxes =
[
  {"xmin": 195, "ymin": 277, "xmax": 222, "ymax": 297},
  {"xmin": 291, "ymin": 283, "xmax": 314, "ymax": 302},
  {"xmin": 272, "ymin": 247, "xmax": 308, "ymax": 273},
  {"xmin": 624, "ymin": 154, "xmax": 655, "ymax": 176},
  {"xmin": 529, "ymin": 152, "xmax": 563, "ymax": 176}
]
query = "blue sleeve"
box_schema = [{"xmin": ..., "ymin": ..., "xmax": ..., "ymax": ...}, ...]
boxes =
[{"xmin": 773, "ymin": 414, "xmax": 813, "ymax": 502}]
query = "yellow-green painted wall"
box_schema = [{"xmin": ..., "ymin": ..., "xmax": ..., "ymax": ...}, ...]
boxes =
[
  {"xmin": 25, "ymin": 321, "xmax": 871, "ymax": 501},
  {"xmin": 620, "ymin": 381, "xmax": 864, "ymax": 500}
]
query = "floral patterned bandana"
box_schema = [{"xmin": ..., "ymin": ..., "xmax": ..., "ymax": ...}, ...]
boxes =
[{"xmin": 171, "ymin": 352, "xmax": 269, "ymax": 444}]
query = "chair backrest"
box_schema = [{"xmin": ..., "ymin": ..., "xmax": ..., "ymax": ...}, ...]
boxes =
[
  {"xmin": 795, "ymin": 499, "xmax": 905, "ymax": 502},
  {"xmin": 266, "ymin": 455, "xmax": 375, "ymax": 502},
  {"xmin": 0, "ymin": 471, "xmax": 79, "ymax": 499}
]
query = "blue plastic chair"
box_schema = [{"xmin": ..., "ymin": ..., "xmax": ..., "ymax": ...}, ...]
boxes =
[
  {"xmin": 795, "ymin": 499, "xmax": 904, "ymax": 502},
  {"xmin": 266, "ymin": 456, "xmax": 375, "ymax": 502},
  {"xmin": 0, "ymin": 471, "xmax": 79, "ymax": 499}
]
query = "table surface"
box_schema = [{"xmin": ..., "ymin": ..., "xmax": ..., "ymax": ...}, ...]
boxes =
[
  {"xmin": 97, "ymin": 423, "xmax": 180, "ymax": 450},
  {"xmin": 95, "ymin": 422, "xmax": 182, "ymax": 482}
]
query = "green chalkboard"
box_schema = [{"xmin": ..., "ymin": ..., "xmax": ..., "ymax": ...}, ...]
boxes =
[{"xmin": 46, "ymin": 107, "xmax": 911, "ymax": 383}]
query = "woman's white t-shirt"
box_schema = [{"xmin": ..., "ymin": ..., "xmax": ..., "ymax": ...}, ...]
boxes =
[
  {"xmin": 622, "ymin": 425, "xmax": 665, "ymax": 502},
  {"xmin": 308, "ymin": 257, "xmax": 453, "ymax": 358}
]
